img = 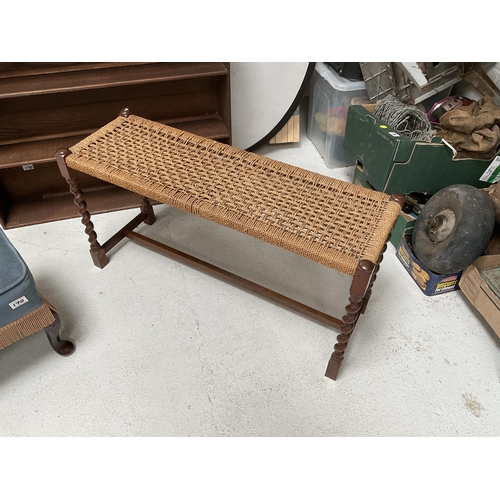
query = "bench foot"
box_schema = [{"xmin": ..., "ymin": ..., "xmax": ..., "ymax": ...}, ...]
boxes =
[
  {"xmin": 325, "ymin": 260, "xmax": 375, "ymax": 381},
  {"xmin": 44, "ymin": 313, "xmax": 76, "ymax": 356},
  {"xmin": 90, "ymin": 246, "xmax": 109, "ymax": 269},
  {"xmin": 325, "ymin": 356, "xmax": 342, "ymax": 380}
]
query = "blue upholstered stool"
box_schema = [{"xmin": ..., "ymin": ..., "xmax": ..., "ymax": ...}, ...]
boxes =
[{"xmin": 0, "ymin": 228, "xmax": 75, "ymax": 356}]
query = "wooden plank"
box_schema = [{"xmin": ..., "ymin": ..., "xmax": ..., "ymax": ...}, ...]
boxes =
[
  {"xmin": 293, "ymin": 114, "xmax": 300, "ymax": 142},
  {"xmin": 0, "ymin": 63, "xmax": 228, "ymax": 99},
  {"xmin": 0, "ymin": 62, "xmax": 149, "ymax": 79},
  {"xmin": 0, "ymin": 118, "xmax": 230, "ymax": 168},
  {"xmin": 3, "ymin": 186, "xmax": 143, "ymax": 229},
  {"xmin": 269, "ymin": 113, "xmax": 300, "ymax": 144}
]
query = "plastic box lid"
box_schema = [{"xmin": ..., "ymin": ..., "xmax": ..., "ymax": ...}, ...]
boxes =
[{"xmin": 315, "ymin": 62, "xmax": 366, "ymax": 92}]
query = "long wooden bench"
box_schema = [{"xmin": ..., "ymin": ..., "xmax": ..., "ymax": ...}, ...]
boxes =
[{"xmin": 55, "ymin": 109, "xmax": 403, "ymax": 380}]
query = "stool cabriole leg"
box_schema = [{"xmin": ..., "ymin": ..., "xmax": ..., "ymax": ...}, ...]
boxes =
[
  {"xmin": 325, "ymin": 260, "xmax": 375, "ymax": 381},
  {"xmin": 55, "ymin": 148, "xmax": 109, "ymax": 269},
  {"xmin": 44, "ymin": 312, "xmax": 76, "ymax": 356}
]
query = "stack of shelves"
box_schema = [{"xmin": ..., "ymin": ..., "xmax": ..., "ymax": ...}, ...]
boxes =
[{"xmin": 0, "ymin": 62, "xmax": 231, "ymax": 229}]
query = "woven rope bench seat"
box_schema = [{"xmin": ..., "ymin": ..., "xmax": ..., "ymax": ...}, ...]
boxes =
[
  {"xmin": 65, "ymin": 114, "xmax": 401, "ymax": 276},
  {"xmin": 55, "ymin": 110, "xmax": 404, "ymax": 380}
]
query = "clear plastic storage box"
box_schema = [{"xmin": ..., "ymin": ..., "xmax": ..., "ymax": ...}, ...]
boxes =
[{"xmin": 307, "ymin": 62, "xmax": 369, "ymax": 168}]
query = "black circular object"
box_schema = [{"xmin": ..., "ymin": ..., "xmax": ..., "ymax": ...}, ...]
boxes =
[{"xmin": 412, "ymin": 184, "xmax": 495, "ymax": 274}]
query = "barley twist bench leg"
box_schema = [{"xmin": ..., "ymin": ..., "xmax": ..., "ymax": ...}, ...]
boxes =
[
  {"xmin": 56, "ymin": 147, "xmax": 158, "ymax": 268},
  {"xmin": 360, "ymin": 241, "xmax": 387, "ymax": 315},
  {"xmin": 55, "ymin": 148, "xmax": 109, "ymax": 269},
  {"xmin": 325, "ymin": 260, "xmax": 375, "ymax": 381}
]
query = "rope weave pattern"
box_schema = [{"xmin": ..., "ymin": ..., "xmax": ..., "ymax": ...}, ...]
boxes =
[{"xmin": 68, "ymin": 115, "xmax": 401, "ymax": 276}]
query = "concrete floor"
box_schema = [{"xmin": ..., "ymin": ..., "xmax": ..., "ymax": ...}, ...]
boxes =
[{"xmin": 1, "ymin": 103, "xmax": 500, "ymax": 437}]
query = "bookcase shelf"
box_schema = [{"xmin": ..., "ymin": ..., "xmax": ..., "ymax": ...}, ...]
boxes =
[{"xmin": 0, "ymin": 62, "xmax": 231, "ymax": 229}]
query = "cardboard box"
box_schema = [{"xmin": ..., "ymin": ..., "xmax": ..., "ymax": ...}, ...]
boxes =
[
  {"xmin": 459, "ymin": 255, "xmax": 500, "ymax": 337},
  {"xmin": 396, "ymin": 235, "xmax": 463, "ymax": 296},
  {"xmin": 484, "ymin": 182, "xmax": 500, "ymax": 223},
  {"xmin": 343, "ymin": 105, "xmax": 494, "ymax": 196}
]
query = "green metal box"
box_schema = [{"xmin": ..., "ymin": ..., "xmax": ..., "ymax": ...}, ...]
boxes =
[
  {"xmin": 343, "ymin": 105, "xmax": 493, "ymax": 196},
  {"xmin": 390, "ymin": 211, "xmax": 417, "ymax": 249},
  {"xmin": 353, "ymin": 167, "xmax": 417, "ymax": 248}
]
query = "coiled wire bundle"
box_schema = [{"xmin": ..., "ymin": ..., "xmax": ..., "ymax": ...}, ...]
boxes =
[{"xmin": 373, "ymin": 94, "xmax": 434, "ymax": 142}]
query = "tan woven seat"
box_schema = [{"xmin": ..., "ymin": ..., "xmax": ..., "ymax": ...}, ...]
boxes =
[
  {"xmin": 66, "ymin": 114, "xmax": 400, "ymax": 276},
  {"xmin": 56, "ymin": 111, "xmax": 403, "ymax": 380}
]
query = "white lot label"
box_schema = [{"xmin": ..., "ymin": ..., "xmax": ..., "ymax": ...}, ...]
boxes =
[
  {"xmin": 22, "ymin": 164, "xmax": 35, "ymax": 171},
  {"xmin": 9, "ymin": 296, "xmax": 29, "ymax": 309},
  {"xmin": 480, "ymin": 156, "xmax": 500, "ymax": 183}
]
